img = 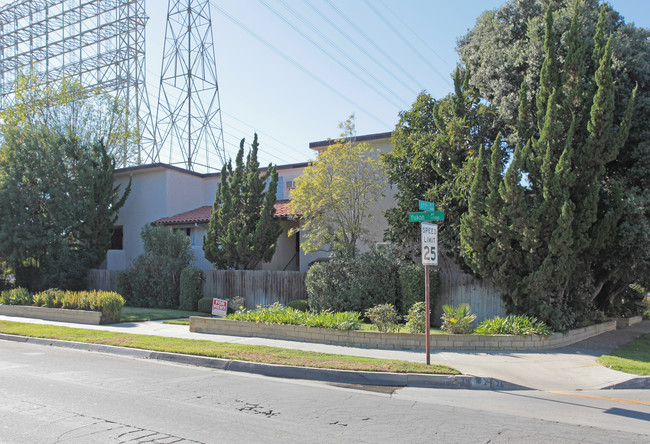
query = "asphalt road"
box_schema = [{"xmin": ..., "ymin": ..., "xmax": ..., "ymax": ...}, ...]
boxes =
[{"xmin": 1, "ymin": 340, "xmax": 649, "ymax": 443}]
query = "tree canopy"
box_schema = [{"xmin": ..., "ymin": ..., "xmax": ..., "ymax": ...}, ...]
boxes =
[
  {"xmin": 382, "ymin": 69, "xmax": 499, "ymax": 261},
  {"xmin": 289, "ymin": 115, "xmax": 387, "ymax": 258},
  {"xmin": 1, "ymin": 72, "xmax": 138, "ymax": 167},
  {"xmin": 457, "ymin": 0, "xmax": 644, "ymax": 329},
  {"xmin": 0, "ymin": 77, "xmax": 131, "ymax": 290},
  {"xmin": 203, "ymin": 134, "xmax": 282, "ymax": 270}
]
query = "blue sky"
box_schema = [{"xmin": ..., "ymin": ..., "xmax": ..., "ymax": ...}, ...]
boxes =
[
  {"xmin": 140, "ymin": 0, "xmax": 648, "ymax": 168},
  {"xmin": 1, "ymin": 0, "xmax": 648, "ymax": 168}
]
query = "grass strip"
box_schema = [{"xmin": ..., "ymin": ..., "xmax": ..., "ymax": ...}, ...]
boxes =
[
  {"xmin": 120, "ymin": 307, "xmax": 205, "ymax": 322},
  {"xmin": 598, "ymin": 333, "xmax": 650, "ymax": 376},
  {"xmin": 0, "ymin": 320, "xmax": 459, "ymax": 375}
]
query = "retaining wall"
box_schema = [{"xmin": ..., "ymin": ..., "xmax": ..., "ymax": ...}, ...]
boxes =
[
  {"xmin": 0, "ymin": 305, "xmax": 103, "ymax": 325},
  {"xmin": 613, "ymin": 316, "xmax": 643, "ymax": 328},
  {"xmin": 189, "ymin": 317, "xmax": 617, "ymax": 351}
]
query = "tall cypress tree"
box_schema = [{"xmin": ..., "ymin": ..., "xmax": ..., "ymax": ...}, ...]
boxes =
[
  {"xmin": 459, "ymin": 1, "xmax": 636, "ymax": 329},
  {"xmin": 203, "ymin": 134, "xmax": 282, "ymax": 270}
]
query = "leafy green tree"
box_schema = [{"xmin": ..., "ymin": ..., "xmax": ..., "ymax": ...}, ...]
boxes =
[
  {"xmin": 382, "ymin": 70, "xmax": 498, "ymax": 261},
  {"xmin": 0, "ymin": 77, "xmax": 131, "ymax": 290},
  {"xmin": 117, "ymin": 225, "xmax": 193, "ymax": 308},
  {"xmin": 457, "ymin": 0, "xmax": 650, "ymax": 312},
  {"xmin": 203, "ymin": 134, "xmax": 282, "ymax": 269},
  {"xmin": 289, "ymin": 115, "xmax": 387, "ymax": 258},
  {"xmin": 459, "ymin": 2, "xmax": 637, "ymax": 329},
  {"xmin": 2, "ymin": 72, "xmax": 138, "ymax": 166}
]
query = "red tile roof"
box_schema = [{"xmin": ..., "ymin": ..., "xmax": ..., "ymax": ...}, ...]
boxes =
[{"xmin": 152, "ymin": 201, "xmax": 296, "ymax": 225}]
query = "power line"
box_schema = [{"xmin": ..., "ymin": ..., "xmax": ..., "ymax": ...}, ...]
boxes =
[
  {"xmin": 266, "ymin": 0, "xmax": 408, "ymax": 108},
  {"xmin": 208, "ymin": 0, "xmax": 392, "ymax": 129},
  {"xmin": 323, "ymin": 0, "xmax": 425, "ymax": 93},
  {"xmin": 378, "ymin": 0, "xmax": 454, "ymax": 73},
  {"xmin": 362, "ymin": 0, "xmax": 452, "ymax": 88},
  {"xmin": 144, "ymin": 67, "xmax": 306, "ymax": 167},
  {"xmin": 302, "ymin": 0, "xmax": 419, "ymax": 98}
]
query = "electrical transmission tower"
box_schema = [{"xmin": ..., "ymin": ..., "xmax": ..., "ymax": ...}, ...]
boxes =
[
  {"xmin": 153, "ymin": 0, "xmax": 226, "ymax": 171},
  {"xmin": 0, "ymin": 0, "xmax": 154, "ymax": 168}
]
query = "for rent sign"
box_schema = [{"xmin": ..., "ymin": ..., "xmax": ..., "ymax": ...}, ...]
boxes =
[{"xmin": 212, "ymin": 298, "xmax": 228, "ymax": 317}]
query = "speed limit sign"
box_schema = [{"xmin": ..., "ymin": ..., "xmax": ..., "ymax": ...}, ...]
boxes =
[{"xmin": 421, "ymin": 222, "xmax": 438, "ymax": 265}]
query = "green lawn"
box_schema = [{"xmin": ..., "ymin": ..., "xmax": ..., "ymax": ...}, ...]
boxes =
[
  {"xmin": 0, "ymin": 320, "xmax": 458, "ymax": 375},
  {"xmin": 598, "ymin": 333, "xmax": 650, "ymax": 376},
  {"xmin": 120, "ymin": 307, "xmax": 206, "ymax": 322}
]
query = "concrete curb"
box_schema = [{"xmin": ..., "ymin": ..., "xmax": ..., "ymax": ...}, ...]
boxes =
[
  {"xmin": 0, "ymin": 333, "xmax": 527, "ymax": 390},
  {"xmin": 605, "ymin": 378, "xmax": 650, "ymax": 389}
]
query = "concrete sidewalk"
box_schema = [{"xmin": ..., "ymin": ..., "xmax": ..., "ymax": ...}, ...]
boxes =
[{"xmin": 1, "ymin": 314, "xmax": 648, "ymax": 391}]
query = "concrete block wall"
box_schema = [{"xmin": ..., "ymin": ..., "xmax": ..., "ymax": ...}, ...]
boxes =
[
  {"xmin": 0, "ymin": 305, "xmax": 103, "ymax": 325},
  {"xmin": 189, "ymin": 317, "xmax": 617, "ymax": 351}
]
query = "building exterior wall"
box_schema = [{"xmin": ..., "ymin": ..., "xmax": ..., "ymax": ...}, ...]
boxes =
[{"xmin": 105, "ymin": 134, "xmax": 394, "ymax": 273}]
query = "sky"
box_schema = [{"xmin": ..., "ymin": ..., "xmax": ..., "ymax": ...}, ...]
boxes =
[{"xmin": 1, "ymin": 0, "xmax": 649, "ymax": 169}]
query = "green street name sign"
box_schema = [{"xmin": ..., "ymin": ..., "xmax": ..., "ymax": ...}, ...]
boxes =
[
  {"xmin": 418, "ymin": 200, "xmax": 435, "ymax": 212},
  {"xmin": 408, "ymin": 211, "xmax": 445, "ymax": 222}
]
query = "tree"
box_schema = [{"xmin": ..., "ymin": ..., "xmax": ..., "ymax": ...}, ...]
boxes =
[
  {"xmin": 382, "ymin": 70, "xmax": 499, "ymax": 261},
  {"xmin": 459, "ymin": 1, "xmax": 637, "ymax": 329},
  {"xmin": 117, "ymin": 225, "xmax": 193, "ymax": 308},
  {"xmin": 203, "ymin": 134, "xmax": 282, "ymax": 269},
  {"xmin": 289, "ymin": 115, "xmax": 386, "ymax": 258},
  {"xmin": 0, "ymin": 77, "xmax": 131, "ymax": 290},
  {"xmin": 457, "ymin": 0, "xmax": 650, "ymax": 311},
  {"xmin": 1, "ymin": 72, "xmax": 138, "ymax": 166}
]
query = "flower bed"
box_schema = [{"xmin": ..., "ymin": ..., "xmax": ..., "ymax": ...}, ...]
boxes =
[
  {"xmin": 190, "ymin": 316, "xmax": 617, "ymax": 351},
  {"xmin": 0, "ymin": 288, "xmax": 125, "ymax": 324}
]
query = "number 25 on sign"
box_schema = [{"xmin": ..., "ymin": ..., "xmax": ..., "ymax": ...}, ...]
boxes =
[{"xmin": 421, "ymin": 222, "xmax": 438, "ymax": 266}]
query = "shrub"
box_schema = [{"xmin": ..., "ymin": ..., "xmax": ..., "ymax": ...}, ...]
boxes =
[
  {"xmin": 32, "ymin": 288, "xmax": 66, "ymax": 308},
  {"xmin": 87, "ymin": 291, "xmax": 125, "ymax": 324},
  {"xmin": 288, "ymin": 299, "xmax": 309, "ymax": 312},
  {"xmin": 197, "ymin": 297, "xmax": 213, "ymax": 314},
  {"xmin": 441, "ymin": 304, "xmax": 476, "ymax": 334},
  {"xmin": 3, "ymin": 289, "xmax": 124, "ymax": 323},
  {"xmin": 398, "ymin": 262, "xmax": 440, "ymax": 316},
  {"xmin": 61, "ymin": 290, "xmax": 89, "ymax": 310},
  {"xmin": 365, "ymin": 303, "xmax": 400, "ymax": 332},
  {"xmin": 404, "ymin": 302, "xmax": 427, "ymax": 334},
  {"xmin": 475, "ymin": 315, "xmax": 553, "ymax": 337},
  {"xmin": 179, "ymin": 267, "xmax": 204, "ymax": 311},
  {"xmin": 226, "ymin": 295, "xmax": 246, "ymax": 314},
  {"xmin": 228, "ymin": 302, "xmax": 362, "ymax": 330},
  {"xmin": 306, "ymin": 247, "xmax": 400, "ymax": 313},
  {"xmin": 117, "ymin": 225, "xmax": 193, "ymax": 308},
  {"xmin": 1, "ymin": 287, "xmax": 31, "ymax": 305}
]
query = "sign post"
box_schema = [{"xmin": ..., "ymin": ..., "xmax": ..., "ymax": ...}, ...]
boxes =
[
  {"xmin": 409, "ymin": 200, "xmax": 442, "ymax": 366},
  {"xmin": 420, "ymin": 222, "xmax": 438, "ymax": 365}
]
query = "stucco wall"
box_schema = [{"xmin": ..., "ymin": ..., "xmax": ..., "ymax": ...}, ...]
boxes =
[
  {"xmin": 107, "ymin": 134, "xmax": 394, "ymax": 273},
  {"xmin": 112, "ymin": 168, "xmax": 168, "ymax": 268}
]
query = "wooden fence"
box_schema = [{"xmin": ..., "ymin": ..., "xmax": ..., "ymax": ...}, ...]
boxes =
[
  {"xmin": 201, "ymin": 270, "xmax": 307, "ymax": 307},
  {"xmin": 435, "ymin": 260, "xmax": 506, "ymax": 325},
  {"xmin": 87, "ymin": 269, "xmax": 307, "ymax": 308},
  {"xmin": 88, "ymin": 263, "xmax": 502, "ymax": 322}
]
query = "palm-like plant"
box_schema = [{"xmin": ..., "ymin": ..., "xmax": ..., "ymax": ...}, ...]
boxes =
[{"xmin": 441, "ymin": 304, "xmax": 476, "ymax": 334}]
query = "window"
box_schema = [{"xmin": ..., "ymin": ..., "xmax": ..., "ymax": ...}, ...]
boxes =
[
  {"xmin": 174, "ymin": 227, "xmax": 195, "ymax": 245},
  {"xmin": 110, "ymin": 227, "xmax": 123, "ymax": 250}
]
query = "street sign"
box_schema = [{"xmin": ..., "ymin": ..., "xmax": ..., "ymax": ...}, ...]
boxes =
[
  {"xmin": 408, "ymin": 211, "xmax": 445, "ymax": 222},
  {"xmin": 212, "ymin": 298, "xmax": 228, "ymax": 317},
  {"xmin": 418, "ymin": 200, "xmax": 435, "ymax": 212},
  {"xmin": 421, "ymin": 223, "xmax": 438, "ymax": 266}
]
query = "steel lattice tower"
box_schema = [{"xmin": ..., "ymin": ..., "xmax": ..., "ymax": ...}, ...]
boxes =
[
  {"xmin": 153, "ymin": 0, "xmax": 226, "ymax": 171},
  {"xmin": 0, "ymin": 0, "xmax": 154, "ymax": 167}
]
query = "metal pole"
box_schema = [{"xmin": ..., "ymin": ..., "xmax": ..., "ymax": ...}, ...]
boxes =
[{"xmin": 425, "ymin": 263, "xmax": 430, "ymax": 365}]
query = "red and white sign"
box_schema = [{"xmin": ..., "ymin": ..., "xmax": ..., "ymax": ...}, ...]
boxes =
[{"xmin": 212, "ymin": 298, "xmax": 228, "ymax": 317}]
